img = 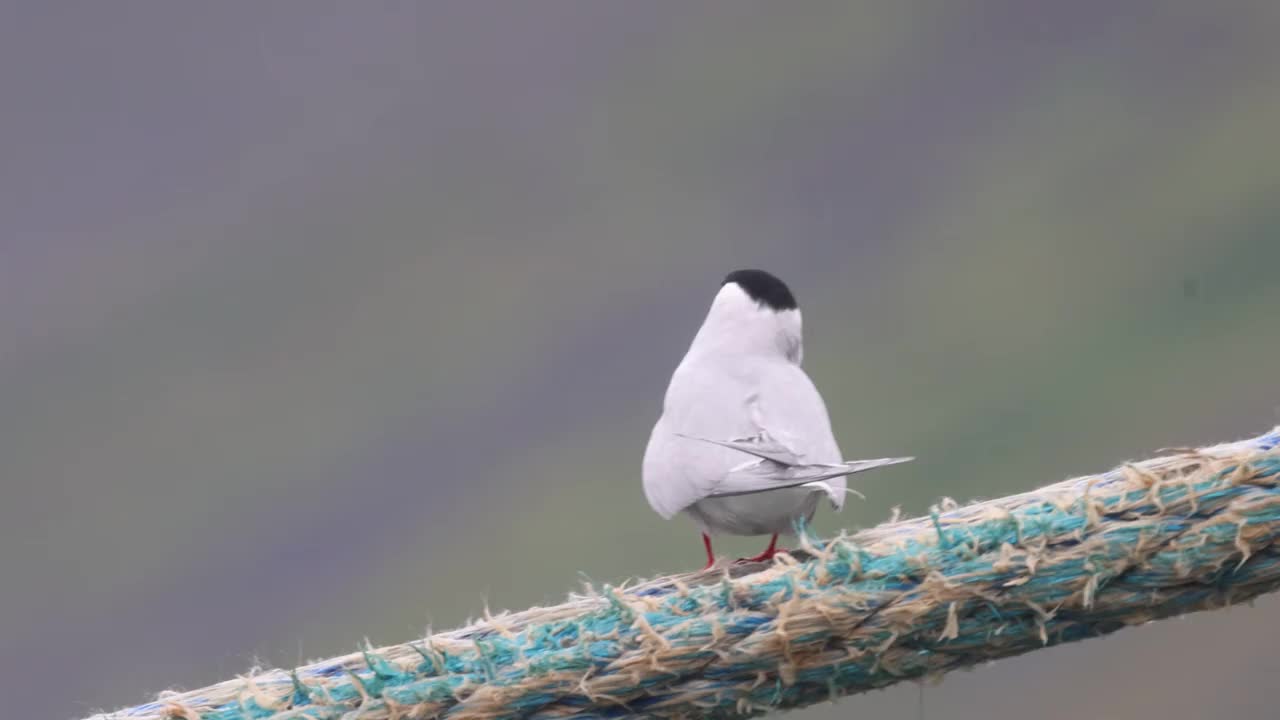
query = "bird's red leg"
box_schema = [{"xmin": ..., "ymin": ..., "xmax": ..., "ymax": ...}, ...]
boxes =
[
  {"xmin": 702, "ymin": 533, "xmax": 716, "ymax": 570},
  {"xmin": 738, "ymin": 533, "xmax": 780, "ymax": 563}
]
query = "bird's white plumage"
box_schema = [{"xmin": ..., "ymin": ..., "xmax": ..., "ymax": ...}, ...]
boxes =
[{"xmin": 642, "ymin": 280, "xmax": 910, "ymax": 538}]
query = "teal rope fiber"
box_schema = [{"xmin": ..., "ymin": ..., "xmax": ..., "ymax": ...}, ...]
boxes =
[{"xmin": 89, "ymin": 428, "xmax": 1280, "ymax": 720}]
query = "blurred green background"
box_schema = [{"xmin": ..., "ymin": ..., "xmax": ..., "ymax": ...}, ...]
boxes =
[{"xmin": 3, "ymin": 2, "xmax": 1279, "ymax": 719}]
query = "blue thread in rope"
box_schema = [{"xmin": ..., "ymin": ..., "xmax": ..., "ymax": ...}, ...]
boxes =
[{"xmin": 89, "ymin": 429, "xmax": 1280, "ymax": 720}]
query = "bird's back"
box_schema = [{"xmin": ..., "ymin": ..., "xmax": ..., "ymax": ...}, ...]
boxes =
[{"xmin": 642, "ymin": 350, "xmax": 845, "ymax": 523}]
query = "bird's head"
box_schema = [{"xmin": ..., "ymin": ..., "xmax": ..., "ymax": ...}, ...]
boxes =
[{"xmin": 690, "ymin": 269, "xmax": 804, "ymax": 363}]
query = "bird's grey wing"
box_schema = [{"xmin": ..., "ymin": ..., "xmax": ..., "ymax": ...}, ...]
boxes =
[
  {"xmin": 643, "ymin": 359, "xmax": 912, "ymax": 518},
  {"xmin": 643, "ymin": 414, "xmax": 751, "ymax": 519},
  {"xmin": 693, "ymin": 364, "xmax": 912, "ymax": 505},
  {"xmin": 704, "ymin": 455, "xmax": 914, "ymax": 498},
  {"xmin": 643, "ymin": 363, "xmax": 777, "ymax": 519},
  {"xmin": 674, "ymin": 427, "xmax": 804, "ymax": 465}
]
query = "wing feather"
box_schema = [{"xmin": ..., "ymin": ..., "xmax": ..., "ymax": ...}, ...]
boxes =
[{"xmin": 642, "ymin": 355, "xmax": 911, "ymax": 519}]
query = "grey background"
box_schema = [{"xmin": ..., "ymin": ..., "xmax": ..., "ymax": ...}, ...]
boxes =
[{"xmin": 2, "ymin": 3, "xmax": 1279, "ymax": 718}]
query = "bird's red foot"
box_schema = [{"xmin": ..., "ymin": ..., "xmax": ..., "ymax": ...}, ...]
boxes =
[
  {"xmin": 734, "ymin": 534, "xmax": 782, "ymax": 564},
  {"xmin": 734, "ymin": 548, "xmax": 788, "ymax": 564}
]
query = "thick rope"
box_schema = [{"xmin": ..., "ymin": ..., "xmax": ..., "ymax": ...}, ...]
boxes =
[{"xmin": 90, "ymin": 427, "xmax": 1280, "ymax": 720}]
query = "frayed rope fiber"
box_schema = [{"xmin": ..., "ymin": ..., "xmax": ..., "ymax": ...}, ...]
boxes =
[{"xmin": 91, "ymin": 428, "xmax": 1280, "ymax": 720}]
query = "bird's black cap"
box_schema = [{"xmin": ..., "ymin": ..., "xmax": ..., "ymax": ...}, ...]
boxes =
[{"xmin": 723, "ymin": 269, "xmax": 798, "ymax": 311}]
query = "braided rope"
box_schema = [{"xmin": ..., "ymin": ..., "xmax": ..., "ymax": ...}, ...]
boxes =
[{"xmin": 90, "ymin": 427, "xmax": 1280, "ymax": 720}]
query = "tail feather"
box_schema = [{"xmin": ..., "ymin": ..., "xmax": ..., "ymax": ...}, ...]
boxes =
[{"xmin": 706, "ymin": 456, "xmax": 914, "ymax": 499}]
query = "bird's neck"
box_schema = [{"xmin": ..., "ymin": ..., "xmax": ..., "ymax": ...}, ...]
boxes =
[{"xmin": 687, "ymin": 307, "xmax": 804, "ymax": 365}]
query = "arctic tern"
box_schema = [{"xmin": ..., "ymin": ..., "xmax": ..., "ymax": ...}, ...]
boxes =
[{"xmin": 642, "ymin": 269, "xmax": 912, "ymax": 569}]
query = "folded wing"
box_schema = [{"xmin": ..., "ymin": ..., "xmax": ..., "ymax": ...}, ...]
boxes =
[
  {"xmin": 641, "ymin": 359, "xmax": 914, "ymax": 520},
  {"xmin": 678, "ymin": 431, "xmax": 913, "ymax": 499}
]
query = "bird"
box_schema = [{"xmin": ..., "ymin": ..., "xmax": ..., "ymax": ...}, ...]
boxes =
[{"xmin": 642, "ymin": 269, "xmax": 912, "ymax": 569}]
